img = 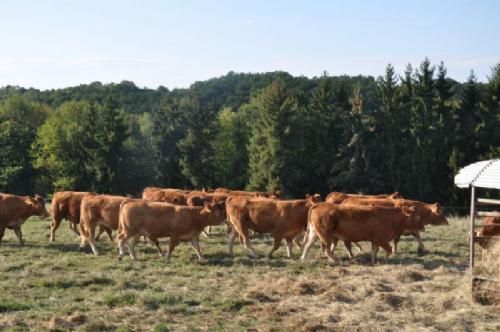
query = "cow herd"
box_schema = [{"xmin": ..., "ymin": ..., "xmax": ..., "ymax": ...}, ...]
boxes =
[{"xmin": 1, "ymin": 187, "xmax": 473, "ymax": 265}]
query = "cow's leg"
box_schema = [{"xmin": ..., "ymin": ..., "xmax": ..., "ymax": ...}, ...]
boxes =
[
  {"xmin": 203, "ymin": 225, "xmax": 212, "ymax": 236},
  {"xmin": 0, "ymin": 224, "xmax": 7, "ymax": 245},
  {"xmin": 50, "ymin": 216, "xmax": 62, "ymax": 242},
  {"xmin": 267, "ymin": 235, "xmax": 283, "ymax": 259},
  {"xmin": 79, "ymin": 223, "xmax": 88, "ymax": 250},
  {"xmin": 166, "ymin": 238, "xmax": 180, "ymax": 262},
  {"xmin": 127, "ymin": 235, "xmax": 139, "ymax": 260},
  {"xmin": 344, "ymin": 241, "xmax": 355, "ymax": 259},
  {"xmin": 201, "ymin": 229, "xmax": 209, "ymax": 238},
  {"xmin": 300, "ymin": 226, "xmax": 317, "ymax": 260},
  {"xmin": 293, "ymin": 234, "xmax": 303, "ymax": 250},
  {"xmin": 414, "ymin": 233, "xmax": 425, "ymax": 256},
  {"xmin": 118, "ymin": 237, "xmax": 128, "ymax": 260},
  {"xmin": 13, "ymin": 226, "xmax": 24, "ymax": 246},
  {"xmin": 227, "ymin": 226, "xmax": 237, "ymax": 257},
  {"xmin": 191, "ymin": 237, "xmax": 204, "ymax": 261},
  {"xmin": 371, "ymin": 243, "xmax": 380, "ymax": 264},
  {"xmin": 96, "ymin": 226, "xmax": 113, "ymax": 242},
  {"xmin": 393, "ymin": 235, "xmax": 400, "ymax": 255},
  {"xmin": 322, "ymin": 238, "xmax": 335, "ymax": 263},
  {"xmin": 241, "ymin": 227, "xmax": 257, "ymax": 258},
  {"xmin": 380, "ymin": 242, "xmax": 393, "ymax": 262},
  {"xmin": 353, "ymin": 242, "xmax": 363, "ymax": 253},
  {"xmin": 286, "ymin": 238, "xmax": 294, "ymax": 258},
  {"xmin": 149, "ymin": 237, "xmax": 164, "ymax": 257},
  {"xmin": 330, "ymin": 237, "xmax": 339, "ymax": 253},
  {"xmin": 88, "ymin": 226, "xmax": 99, "ymax": 256},
  {"xmin": 69, "ymin": 221, "xmax": 80, "ymax": 238},
  {"xmin": 95, "ymin": 226, "xmax": 104, "ymax": 241}
]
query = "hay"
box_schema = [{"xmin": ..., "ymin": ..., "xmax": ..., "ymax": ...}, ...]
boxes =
[{"xmin": 473, "ymin": 239, "xmax": 500, "ymax": 305}]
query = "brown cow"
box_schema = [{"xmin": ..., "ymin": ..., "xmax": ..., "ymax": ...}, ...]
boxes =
[
  {"xmin": 186, "ymin": 191, "xmax": 229, "ymax": 207},
  {"xmin": 226, "ymin": 194, "xmax": 322, "ymax": 258},
  {"xmin": 0, "ymin": 193, "xmax": 49, "ymax": 245},
  {"xmin": 339, "ymin": 197, "xmax": 448, "ymax": 255},
  {"xmin": 214, "ymin": 188, "xmax": 281, "ymax": 198},
  {"xmin": 301, "ymin": 203, "xmax": 421, "ymax": 264},
  {"xmin": 142, "ymin": 187, "xmax": 188, "ymax": 205},
  {"xmin": 51, "ymin": 191, "xmax": 113, "ymax": 243},
  {"xmin": 325, "ymin": 191, "xmax": 401, "ymax": 204},
  {"xmin": 475, "ymin": 216, "xmax": 500, "ymax": 260},
  {"xmin": 79, "ymin": 194, "xmax": 128, "ymax": 255},
  {"xmin": 116, "ymin": 200, "xmax": 226, "ymax": 261}
]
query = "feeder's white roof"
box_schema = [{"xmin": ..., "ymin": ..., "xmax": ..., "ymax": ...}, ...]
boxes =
[{"xmin": 454, "ymin": 159, "xmax": 500, "ymax": 190}]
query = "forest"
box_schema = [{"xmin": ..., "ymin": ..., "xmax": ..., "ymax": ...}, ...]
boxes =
[{"xmin": 0, "ymin": 58, "xmax": 499, "ymax": 207}]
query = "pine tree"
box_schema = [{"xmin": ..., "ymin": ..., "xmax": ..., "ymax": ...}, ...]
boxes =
[
  {"xmin": 212, "ymin": 106, "xmax": 252, "ymax": 188},
  {"xmin": 150, "ymin": 96, "xmax": 187, "ymax": 188},
  {"xmin": 177, "ymin": 93, "xmax": 216, "ymax": 188},
  {"xmin": 247, "ymin": 80, "xmax": 302, "ymax": 194},
  {"xmin": 482, "ymin": 64, "xmax": 500, "ymax": 158},
  {"xmin": 300, "ymin": 74, "xmax": 339, "ymax": 195},
  {"xmin": 79, "ymin": 98, "xmax": 129, "ymax": 193},
  {"xmin": 331, "ymin": 84, "xmax": 381, "ymax": 193},
  {"xmin": 374, "ymin": 64, "xmax": 400, "ymax": 192}
]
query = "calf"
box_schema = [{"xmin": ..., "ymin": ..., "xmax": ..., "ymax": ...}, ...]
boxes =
[
  {"xmin": 0, "ymin": 193, "xmax": 49, "ymax": 245},
  {"xmin": 301, "ymin": 203, "xmax": 421, "ymax": 264},
  {"xmin": 116, "ymin": 200, "xmax": 226, "ymax": 261},
  {"xmin": 475, "ymin": 216, "xmax": 500, "ymax": 261},
  {"xmin": 79, "ymin": 194, "xmax": 128, "ymax": 255},
  {"xmin": 226, "ymin": 194, "xmax": 321, "ymax": 258}
]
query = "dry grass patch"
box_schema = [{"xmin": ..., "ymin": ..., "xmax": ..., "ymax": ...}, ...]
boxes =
[{"xmin": 0, "ymin": 216, "xmax": 499, "ymax": 331}]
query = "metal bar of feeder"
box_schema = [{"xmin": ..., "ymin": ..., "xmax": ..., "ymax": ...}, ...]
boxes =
[
  {"xmin": 477, "ymin": 198, "xmax": 500, "ymax": 205},
  {"xmin": 470, "ymin": 186, "xmax": 476, "ymax": 268}
]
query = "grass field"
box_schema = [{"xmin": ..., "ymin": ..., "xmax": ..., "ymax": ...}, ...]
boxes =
[{"xmin": 0, "ymin": 216, "xmax": 499, "ymax": 331}]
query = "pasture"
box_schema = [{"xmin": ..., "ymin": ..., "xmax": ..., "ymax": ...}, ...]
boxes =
[{"xmin": 0, "ymin": 216, "xmax": 499, "ymax": 331}]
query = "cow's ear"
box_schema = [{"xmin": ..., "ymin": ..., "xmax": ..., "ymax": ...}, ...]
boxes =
[
  {"xmin": 402, "ymin": 205, "xmax": 416, "ymax": 216},
  {"xmin": 432, "ymin": 203, "xmax": 441, "ymax": 213},
  {"xmin": 305, "ymin": 194, "xmax": 311, "ymax": 199}
]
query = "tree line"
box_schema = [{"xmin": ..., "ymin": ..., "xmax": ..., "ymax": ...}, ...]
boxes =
[{"xmin": 0, "ymin": 58, "xmax": 498, "ymax": 208}]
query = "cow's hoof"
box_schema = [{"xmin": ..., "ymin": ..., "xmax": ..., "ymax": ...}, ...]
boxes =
[
  {"xmin": 118, "ymin": 255, "xmax": 123, "ymax": 261},
  {"xmin": 417, "ymin": 248, "xmax": 425, "ymax": 256},
  {"xmin": 79, "ymin": 246, "xmax": 85, "ymax": 252}
]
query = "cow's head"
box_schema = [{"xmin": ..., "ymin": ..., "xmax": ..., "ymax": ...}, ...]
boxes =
[
  {"xmin": 402, "ymin": 205, "xmax": 425, "ymax": 232},
  {"xmin": 425, "ymin": 203, "xmax": 448, "ymax": 225},
  {"xmin": 305, "ymin": 193, "xmax": 322, "ymax": 205},
  {"xmin": 29, "ymin": 195, "xmax": 50, "ymax": 219},
  {"xmin": 203, "ymin": 201, "xmax": 227, "ymax": 225},
  {"xmin": 390, "ymin": 192, "xmax": 402, "ymax": 199}
]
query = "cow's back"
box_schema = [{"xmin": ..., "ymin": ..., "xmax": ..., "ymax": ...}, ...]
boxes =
[
  {"xmin": 0, "ymin": 193, "xmax": 27, "ymax": 223},
  {"xmin": 310, "ymin": 203, "xmax": 410, "ymax": 244},
  {"xmin": 52, "ymin": 191, "xmax": 89, "ymax": 223},
  {"xmin": 120, "ymin": 200, "xmax": 205, "ymax": 238},
  {"xmin": 81, "ymin": 194, "xmax": 127, "ymax": 230}
]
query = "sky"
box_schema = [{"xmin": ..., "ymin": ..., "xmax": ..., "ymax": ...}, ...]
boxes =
[{"xmin": 0, "ymin": 0, "xmax": 499, "ymax": 90}]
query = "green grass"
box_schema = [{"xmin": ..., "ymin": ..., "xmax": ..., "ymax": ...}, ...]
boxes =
[{"xmin": 0, "ymin": 216, "xmax": 498, "ymax": 331}]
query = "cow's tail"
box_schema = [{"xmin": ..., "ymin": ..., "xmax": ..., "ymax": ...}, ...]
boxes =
[
  {"xmin": 116, "ymin": 199, "xmax": 131, "ymax": 242},
  {"xmin": 79, "ymin": 204, "xmax": 90, "ymax": 239},
  {"xmin": 303, "ymin": 203, "xmax": 317, "ymax": 245}
]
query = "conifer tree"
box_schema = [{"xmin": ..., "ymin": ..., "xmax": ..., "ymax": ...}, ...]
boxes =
[{"xmin": 247, "ymin": 80, "xmax": 302, "ymax": 194}]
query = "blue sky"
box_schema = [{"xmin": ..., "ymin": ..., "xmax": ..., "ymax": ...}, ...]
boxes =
[{"xmin": 0, "ymin": 0, "xmax": 498, "ymax": 89}]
